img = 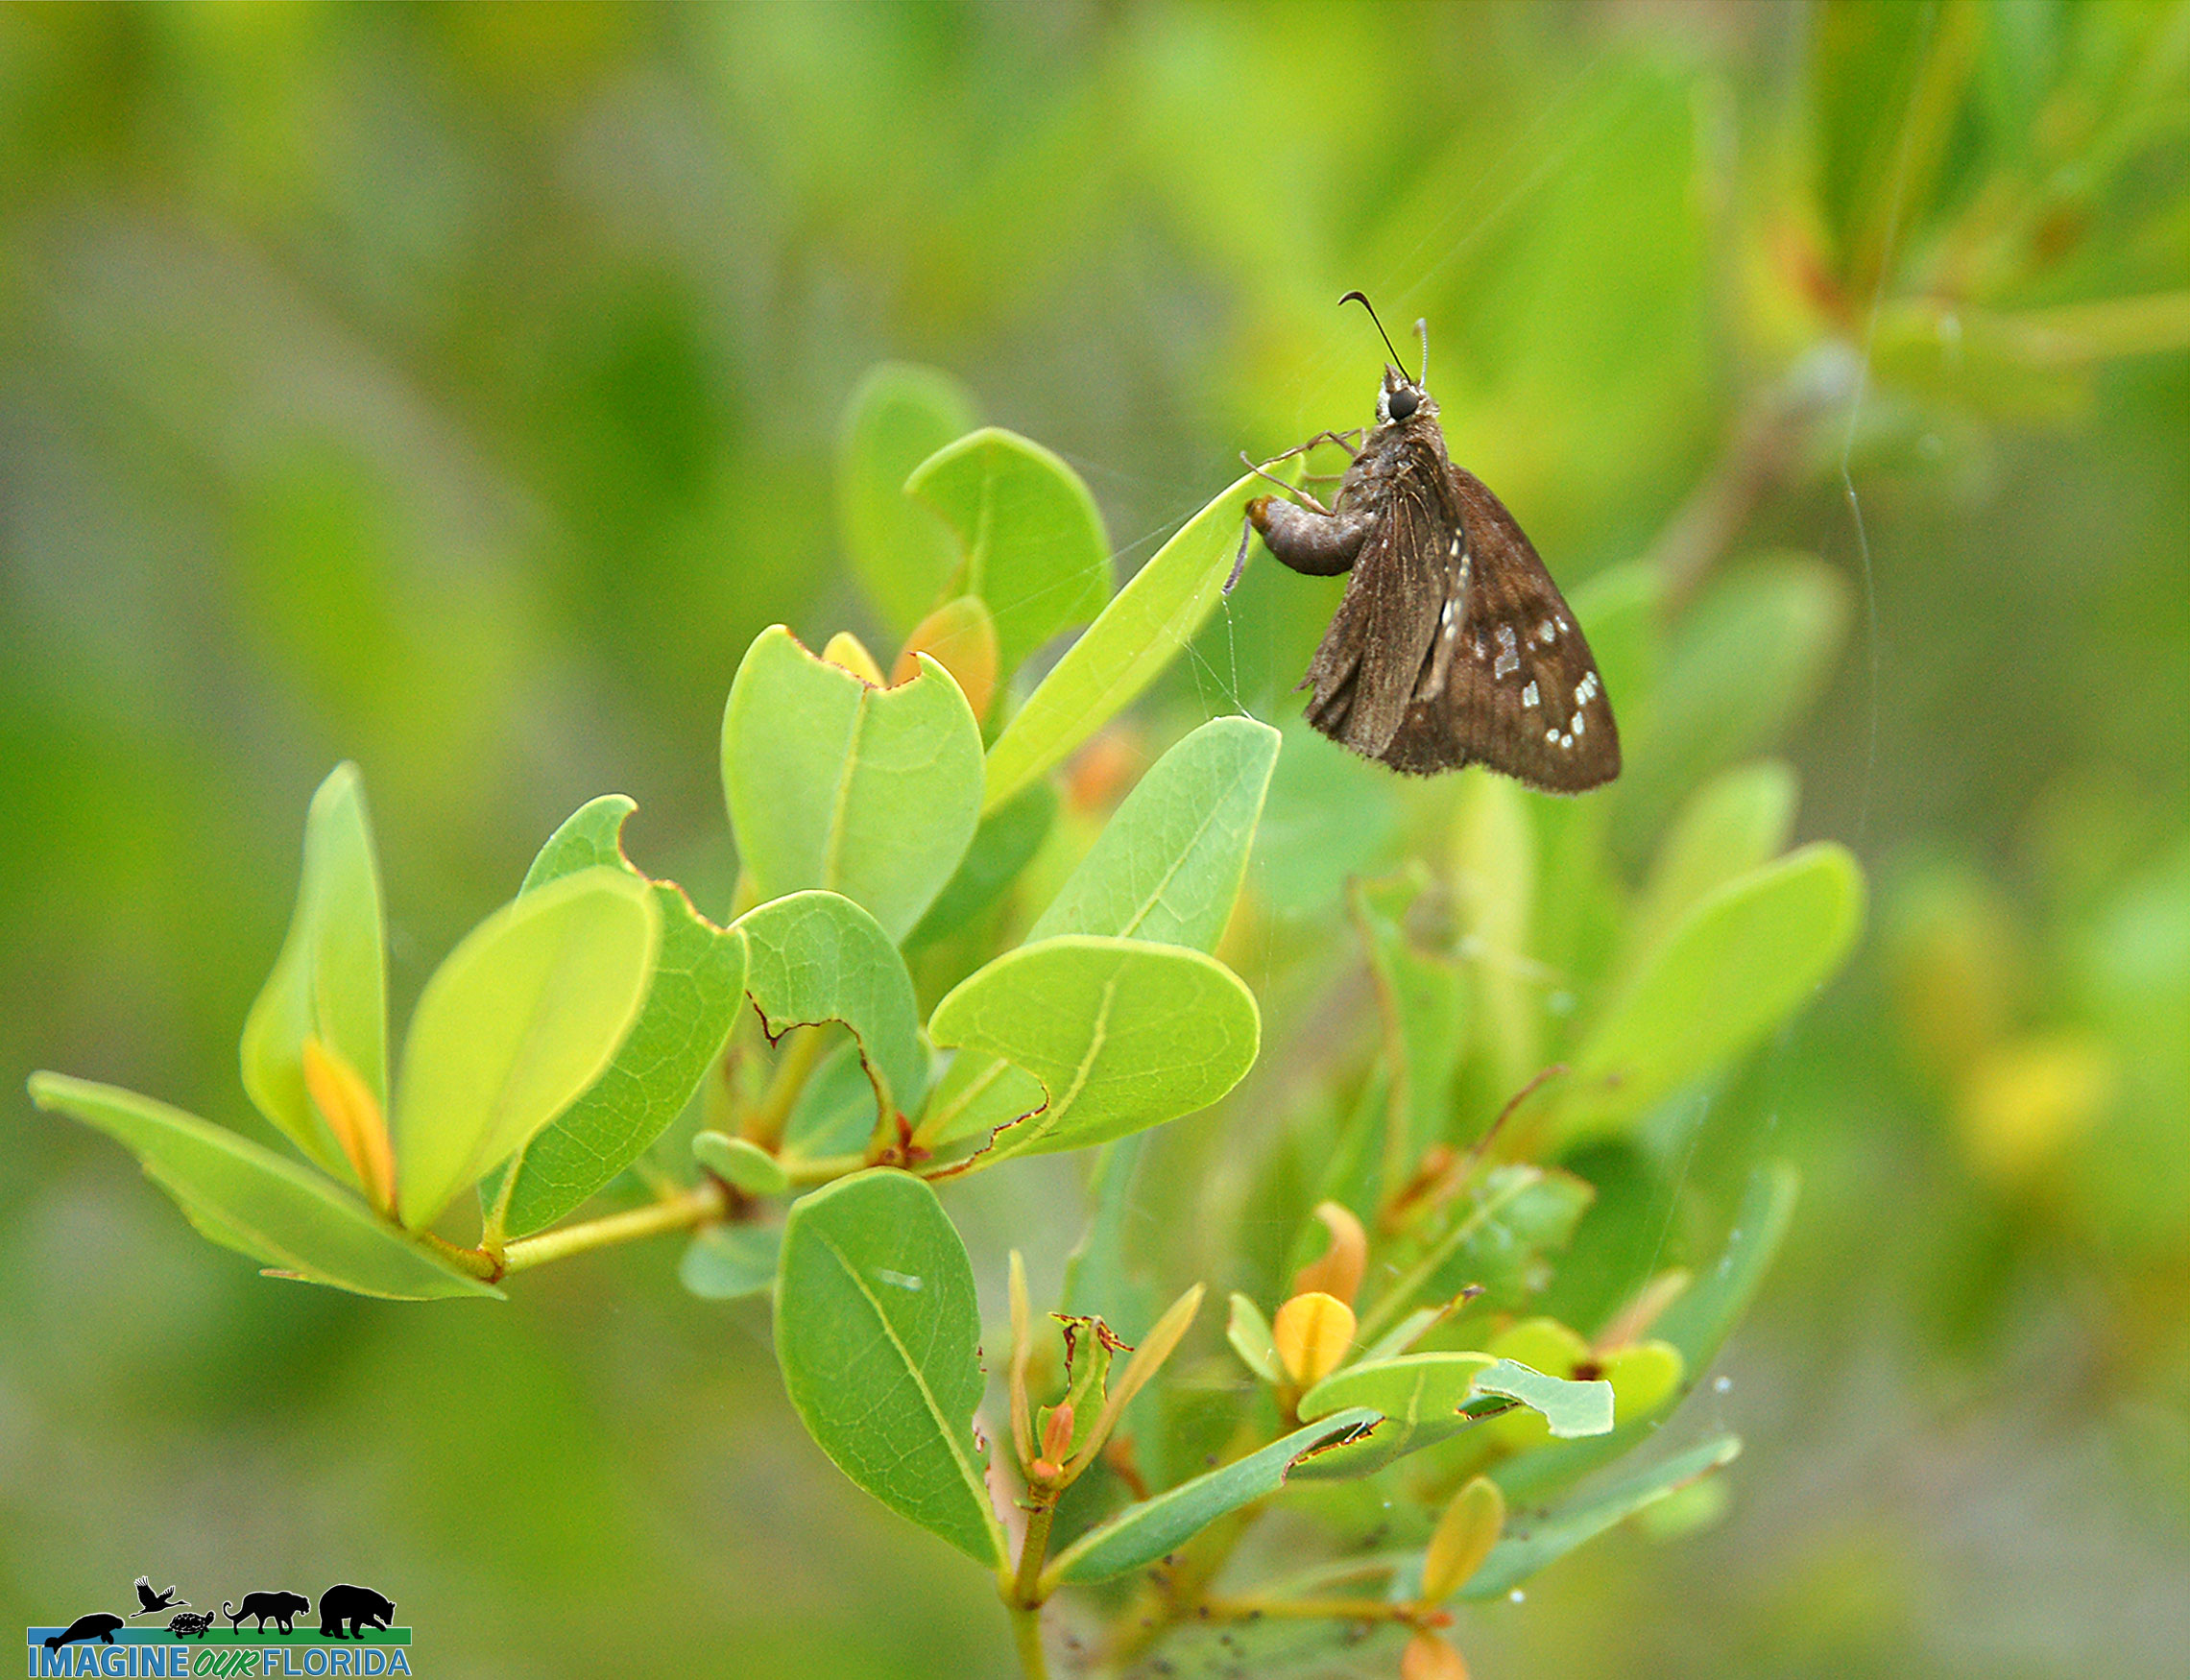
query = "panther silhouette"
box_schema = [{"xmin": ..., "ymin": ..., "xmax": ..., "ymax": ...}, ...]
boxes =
[{"xmin": 226, "ymin": 1591, "xmax": 311, "ymax": 1634}]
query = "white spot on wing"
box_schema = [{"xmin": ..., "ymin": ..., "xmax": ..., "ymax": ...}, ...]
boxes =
[
  {"xmin": 1539, "ymin": 620, "xmax": 1557, "ymax": 644},
  {"xmin": 1522, "ymin": 681, "xmax": 1538, "ymax": 708},
  {"xmin": 1494, "ymin": 625, "xmax": 1520, "ymax": 679}
]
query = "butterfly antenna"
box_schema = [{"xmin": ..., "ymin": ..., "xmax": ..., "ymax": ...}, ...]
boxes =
[
  {"xmin": 1414, "ymin": 318, "xmax": 1430, "ymax": 385},
  {"xmin": 1338, "ymin": 290, "xmax": 1408, "ymax": 374}
]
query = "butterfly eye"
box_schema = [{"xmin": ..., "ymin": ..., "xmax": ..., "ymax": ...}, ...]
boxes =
[{"xmin": 1387, "ymin": 387, "xmax": 1420, "ymax": 420}]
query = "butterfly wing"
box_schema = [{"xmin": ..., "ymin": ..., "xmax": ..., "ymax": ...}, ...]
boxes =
[
  {"xmin": 1381, "ymin": 466, "xmax": 1620, "ymax": 791},
  {"xmin": 1298, "ymin": 466, "xmax": 1449, "ymax": 758}
]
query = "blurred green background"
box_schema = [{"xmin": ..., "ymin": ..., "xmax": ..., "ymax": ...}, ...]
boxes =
[{"xmin": 2, "ymin": 3, "xmax": 2183, "ymax": 1676}]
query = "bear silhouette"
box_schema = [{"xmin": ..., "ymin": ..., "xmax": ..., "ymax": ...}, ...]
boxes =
[
  {"xmin": 44, "ymin": 1613, "xmax": 124, "ymax": 1651},
  {"xmin": 316, "ymin": 1584, "xmax": 396, "ymax": 1639},
  {"xmin": 226, "ymin": 1591, "xmax": 311, "ymax": 1634},
  {"xmin": 166, "ymin": 1612, "xmax": 214, "ymax": 1640}
]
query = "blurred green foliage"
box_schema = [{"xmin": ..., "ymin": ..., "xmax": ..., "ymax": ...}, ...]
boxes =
[{"xmin": 2, "ymin": 3, "xmax": 2183, "ymax": 1677}]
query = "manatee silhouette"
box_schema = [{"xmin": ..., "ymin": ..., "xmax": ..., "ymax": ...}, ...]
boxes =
[
  {"xmin": 44, "ymin": 1613, "xmax": 123, "ymax": 1651},
  {"xmin": 227, "ymin": 1591, "xmax": 311, "ymax": 1633},
  {"xmin": 316, "ymin": 1584, "xmax": 396, "ymax": 1639},
  {"xmin": 166, "ymin": 1612, "xmax": 214, "ymax": 1640}
]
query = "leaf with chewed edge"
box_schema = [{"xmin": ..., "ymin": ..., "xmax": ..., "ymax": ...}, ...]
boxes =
[
  {"xmin": 734, "ymin": 890, "xmax": 927, "ymax": 1134},
  {"xmin": 1044, "ymin": 1408, "xmax": 1384, "ymax": 1586},
  {"xmin": 486, "ymin": 796, "xmax": 746, "ymax": 1241},
  {"xmin": 723, "ymin": 627, "xmax": 983, "ymax": 943},
  {"xmin": 774, "ymin": 1170, "xmax": 1005, "ymax": 1568},
  {"xmin": 1291, "ymin": 1353, "xmax": 1499, "ymax": 1480},
  {"xmin": 922, "ymin": 936, "xmax": 1259, "ymax": 1164},
  {"xmin": 29, "ymin": 1075, "xmax": 498, "ymax": 1300}
]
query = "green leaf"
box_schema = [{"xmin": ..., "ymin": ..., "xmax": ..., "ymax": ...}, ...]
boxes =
[
  {"xmin": 906, "ymin": 426, "xmax": 1112, "ymax": 681},
  {"xmin": 1560, "ymin": 845, "xmax": 1866, "ymax": 1142},
  {"xmin": 782, "ymin": 1040, "xmax": 887, "ymax": 1159},
  {"xmin": 1616, "ymin": 554, "xmax": 1850, "ymax": 852},
  {"xmin": 29, "ymin": 1075, "xmax": 498, "ymax": 1300},
  {"xmin": 723, "ymin": 626, "xmax": 984, "ymax": 942},
  {"xmin": 838, "ymin": 363, "xmax": 979, "ymax": 637},
  {"xmin": 1459, "ymin": 1436, "xmax": 1743, "ymax": 1598},
  {"xmin": 693, "ymin": 1131, "xmax": 790, "ymax": 1196},
  {"xmin": 981, "ymin": 467, "xmax": 1277, "ymax": 814},
  {"xmin": 1451, "ymin": 772, "xmax": 1536, "ymax": 1099},
  {"xmin": 680, "ymin": 1223, "xmax": 782, "ymax": 1300},
  {"xmin": 1027, "ymin": 715, "xmax": 1281, "ymax": 952},
  {"xmin": 773, "ymin": 1170, "xmax": 1005, "ymax": 1568},
  {"xmin": 1426, "ymin": 1165, "xmax": 1596, "ymax": 1311},
  {"xmin": 735, "ymin": 890, "xmax": 927, "ymax": 1130},
  {"xmin": 1652, "ymin": 1162, "xmax": 1799, "ymax": 1380},
  {"xmin": 1044, "ymin": 1407, "xmax": 1383, "ymax": 1587},
  {"xmin": 486, "ymin": 796, "xmax": 747, "ymax": 1241},
  {"xmin": 923, "ymin": 935, "xmax": 1259, "ymax": 1162},
  {"xmin": 1060, "ymin": 1136, "xmax": 1153, "ymax": 1336},
  {"xmin": 1471, "ymin": 1357, "xmax": 1615, "ymax": 1439},
  {"xmin": 239, "ymin": 762, "xmax": 389, "ymax": 1184},
  {"xmin": 931, "ymin": 720, "xmax": 1279, "ymax": 1161},
  {"xmin": 1626, "ymin": 761, "xmax": 1799, "ymax": 964},
  {"xmin": 1226, "ymin": 1291, "xmax": 1282, "ymax": 1383},
  {"xmin": 905, "ymin": 780, "xmax": 1057, "ymax": 950},
  {"xmin": 1291, "ymin": 1353, "xmax": 1498, "ymax": 1480},
  {"xmin": 1251, "ymin": 721, "xmax": 1402, "ymax": 914},
  {"xmin": 1351, "ymin": 873, "xmax": 1465, "ymax": 1183},
  {"xmin": 395, "ymin": 868, "xmax": 661, "ymax": 1230}
]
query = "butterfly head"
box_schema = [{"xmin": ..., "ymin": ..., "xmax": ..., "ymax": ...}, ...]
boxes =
[{"xmin": 1375, "ymin": 365, "xmax": 1433, "ymax": 428}]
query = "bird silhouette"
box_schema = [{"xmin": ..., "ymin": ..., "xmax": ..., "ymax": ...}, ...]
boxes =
[{"xmin": 131, "ymin": 1577, "xmax": 186, "ymax": 1617}]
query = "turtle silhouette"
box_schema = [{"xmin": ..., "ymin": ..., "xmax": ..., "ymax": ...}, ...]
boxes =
[
  {"xmin": 166, "ymin": 1612, "xmax": 214, "ymax": 1640},
  {"xmin": 132, "ymin": 1577, "xmax": 186, "ymax": 1617},
  {"xmin": 316, "ymin": 1584, "xmax": 396, "ymax": 1639},
  {"xmin": 226, "ymin": 1592, "xmax": 310, "ymax": 1634},
  {"xmin": 44, "ymin": 1613, "xmax": 124, "ymax": 1652}
]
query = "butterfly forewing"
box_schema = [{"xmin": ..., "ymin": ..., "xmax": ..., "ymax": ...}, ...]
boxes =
[
  {"xmin": 1301, "ymin": 467, "xmax": 1448, "ymax": 758},
  {"xmin": 1380, "ymin": 467, "xmax": 1620, "ymax": 791}
]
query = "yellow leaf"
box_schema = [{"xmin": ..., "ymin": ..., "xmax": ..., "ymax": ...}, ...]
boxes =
[
  {"xmin": 821, "ymin": 631, "xmax": 886, "ymax": 685},
  {"xmin": 301, "ymin": 1035, "xmax": 395, "ymax": 1216},
  {"xmin": 894, "ymin": 595, "xmax": 999, "ymax": 721},
  {"xmin": 1422, "ymin": 1475, "xmax": 1505, "ymax": 1602},
  {"xmin": 1290, "ymin": 1200, "xmax": 1367, "ymax": 1308},
  {"xmin": 1272, "ymin": 1290, "xmax": 1355, "ymax": 1386}
]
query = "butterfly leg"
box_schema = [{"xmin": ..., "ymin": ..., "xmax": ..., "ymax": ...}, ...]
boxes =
[
  {"xmin": 1239, "ymin": 451, "xmax": 1335, "ymax": 515},
  {"xmin": 1263, "ymin": 428, "xmax": 1362, "ymax": 463}
]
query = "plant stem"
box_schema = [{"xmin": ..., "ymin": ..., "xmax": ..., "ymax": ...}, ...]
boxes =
[
  {"xmin": 1008, "ymin": 1602, "xmax": 1049, "ymax": 1680},
  {"xmin": 1003, "ymin": 1497, "xmax": 1058, "ymax": 1679},
  {"xmin": 497, "ymin": 1182, "xmax": 726, "ymax": 1276},
  {"xmin": 742, "ymin": 1023, "xmax": 828, "ymax": 1151},
  {"xmin": 1199, "ymin": 1596, "xmax": 1419, "ymax": 1624},
  {"xmin": 779, "ymin": 1151, "xmax": 869, "ymax": 1187},
  {"xmin": 1012, "ymin": 1500, "xmax": 1058, "ymax": 1606}
]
